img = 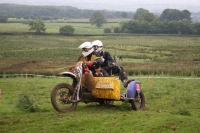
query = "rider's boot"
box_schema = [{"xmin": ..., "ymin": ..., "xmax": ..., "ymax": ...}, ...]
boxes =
[
  {"xmin": 119, "ymin": 71, "xmax": 128, "ymax": 87},
  {"xmin": 120, "ymin": 71, "xmax": 135, "ymax": 88},
  {"xmin": 123, "ymin": 79, "xmax": 135, "ymax": 88}
]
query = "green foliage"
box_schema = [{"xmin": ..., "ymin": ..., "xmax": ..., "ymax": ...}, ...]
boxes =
[
  {"xmin": 89, "ymin": 11, "xmax": 107, "ymax": 28},
  {"xmin": 159, "ymin": 9, "xmax": 191, "ymax": 21},
  {"xmin": 59, "ymin": 25, "xmax": 75, "ymax": 35},
  {"xmin": 16, "ymin": 92, "xmax": 39, "ymax": 112},
  {"xmin": 139, "ymin": 12, "xmax": 156, "ymax": 22},
  {"xmin": 119, "ymin": 19, "xmax": 200, "ymax": 34},
  {"xmin": 0, "ymin": 4, "xmax": 134, "ymax": 19},
  {"xmin": 121, "ymin": 12, "xmax": 128, "ymax": 18},
  {"xmin": 104, "ymin": 28, "xmax": 112, "ymax": 33},
  {"xmin": 168, "ymin": 21, "xmax": 180, "ymax": 34},
  {"xmin": 192, "ymin": 22, "xmax": 200, "ymax": 35},
  {"xmin": 0, "ymin": 15, "xmax": 8, "ymax": 23},
  {"xmin": 178, "ymin": 19, "xmax": 193, "ymax": 34},
  {"xmin": 182, "ymin": 10, "xmax": 192, "ymax": 21},
  {"xmin": 134, "ymin": 8, "xmax": 149, "ymax": 20},
  {"xmin": 113, "ymin": 27, "xmax": 120, "ymax": 33},
  {"xmin": 29, "ymin": 19, "xmax": 46, "ymax": 33}
]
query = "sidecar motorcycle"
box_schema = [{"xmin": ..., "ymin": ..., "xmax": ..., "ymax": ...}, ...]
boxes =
[{"xmin": 51, "ymin": 61, "xmax": 145, "ymax": 113}]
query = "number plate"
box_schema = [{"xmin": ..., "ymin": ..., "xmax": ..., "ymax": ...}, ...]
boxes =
[{"xmin": 96, "ymin": 81, "xmax": 113, "ymax": 89}]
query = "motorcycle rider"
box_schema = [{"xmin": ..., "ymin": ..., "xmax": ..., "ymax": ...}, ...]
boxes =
[
  {"xmin": 92, "ymin": 40, "xmax": 132, "ymax": 87},
  {"xmin": 93, "ymin": 42, "xmax": 99, "ymax": 51},
  {"xmin": 78, "ymin": 41, "xmax": 108, "ymax": 76}
]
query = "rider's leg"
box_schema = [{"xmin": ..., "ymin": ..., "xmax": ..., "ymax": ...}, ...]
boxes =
[
  {"xmin": 118, "ymin": 66, "xmax": 128, "ymax": 87},
  {"xmin": 118, "ymin": 66, "xmax": 135, "ymax": 87},
  {"xmin": 101, "ymin": 68, "xmax": 109, "ymax": 76}
]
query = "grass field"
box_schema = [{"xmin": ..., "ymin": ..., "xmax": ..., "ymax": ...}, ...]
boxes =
[
  {"xmin": 0, "ymin": 22, "xmax": 108, "ymax": 34},
  {"xmin": 0, "ymin": 19, "xmax": 121, "ymax": 34},
  {"xmin": 0, "ymin": 20, "xmax": 200, "ymax": 133},
  {"xmin": 0, "ymin": 34, "xmax": 199, "ymax": 77},
  {"xmin": 0, "ymin": 77, "xmax": 199, "ymax": 133}
]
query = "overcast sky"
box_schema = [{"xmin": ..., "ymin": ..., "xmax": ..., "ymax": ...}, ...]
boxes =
[{"xmin": 1, "ymin": 0, "xmax": 200, "ymax": 13}]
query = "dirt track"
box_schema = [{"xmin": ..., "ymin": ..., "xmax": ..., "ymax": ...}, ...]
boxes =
[{"xmin": 1, "ymin": 61, "xmax": 75, "ymax": 72}]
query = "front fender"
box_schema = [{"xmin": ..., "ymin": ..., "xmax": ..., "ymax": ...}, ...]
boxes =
[
  {"xmin": 126, "ymin": 81, "xmax": 141, "ymax": 98},
  {"xmin": 58, "ymin": 72, "xmax": 78, "ymax": 88},
  {"xmin": 59, "ymin": 71, "xmax": 76, "ymax": 79}
]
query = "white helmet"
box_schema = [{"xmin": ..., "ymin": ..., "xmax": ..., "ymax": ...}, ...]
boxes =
[
  {"xmin": 78, "ymin": 42, "xmax": 93, "ymax": 49},
  {"xmin": 78, "ymin": 42, "xmax": 94, "ymax": 57},
  {"xmin": 92, "ymin": 40, "xmax": 103, "ymax": 52},
  {"xmin": 92, "ymin": 40, "xmax": 103, "ymax": 47}
]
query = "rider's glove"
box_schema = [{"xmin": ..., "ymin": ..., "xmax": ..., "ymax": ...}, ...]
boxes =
[
  {"xmin": 108, "ymin": 62, "xmax": 116, "ymax": 67},
  {"xmin": 93, "ymin": 61, "xmax": 97, "ymax": 66},
  {"xmin": 82, "ymin": 63, "xmax": 87, "ymax": 68},
  {"xmin": 86, "ymin": 61, "xmax": 93, "ymax": 67},
  {"xmin": 86, "ymin": 61, "xmax": 98, "ymax": 67}
]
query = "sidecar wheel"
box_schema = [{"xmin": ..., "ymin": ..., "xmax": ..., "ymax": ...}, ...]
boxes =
[
  {"xmin": 130, "ymin": 91, "xmax": 145, "ymax": 110},
  {"xmin": 51, "ymin": 83, "xmax": 78, "ymax": 113}
]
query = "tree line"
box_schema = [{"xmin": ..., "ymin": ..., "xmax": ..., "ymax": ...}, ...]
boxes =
[
  {"xmin": 113, "ymin": 8, "xmax": 200, "ymax": 35},
  {"xmin": 117, "ymin": 19, "xmax": 200, "ymax": 35},
  {"xmin": 0, "ymin": 4, "xmax": 133, "ymax": 20},
  {"xmin": 1, "ymin": 4, "xmax": 200, "ymax": 35}
]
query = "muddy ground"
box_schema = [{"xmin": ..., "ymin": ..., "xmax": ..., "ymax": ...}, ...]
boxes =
[{"xmin": 1, "ymin": 61, "xmax": 75, "ymax": 72}]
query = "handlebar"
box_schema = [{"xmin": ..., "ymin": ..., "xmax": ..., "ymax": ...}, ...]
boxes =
[{"xmin": 108, "ymin": 62, "xmax": 121, "ymax": 69}]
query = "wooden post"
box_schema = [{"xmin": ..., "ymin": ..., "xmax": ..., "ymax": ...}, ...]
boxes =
[
  {"xmin": 148, "ymin": 76, "xmax": 151, "ymax": 84},
  {"xmin": 26, "ymin": 73, "xmax": 28, "ymax": 80}
]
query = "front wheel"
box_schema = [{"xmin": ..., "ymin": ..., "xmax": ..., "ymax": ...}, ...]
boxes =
[
  {"xmin": 130, "ymin": 91, "xmax": 145, "ymax": 110},
  {"xmin": 51, "ymin": 83, "xmax": 78, "ymax": 113}
]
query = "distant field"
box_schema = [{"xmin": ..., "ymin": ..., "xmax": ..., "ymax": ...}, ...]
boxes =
[
  {"xmin": 0, "ymin": 18, "xmax": 199, "ymax": 76},
  {"xmin": 0, "ymin": 35, "xmax": 199, "ymax": 76},
  {"xmin": 8, "ymin": 18, "xmax": 131, "ymax": 23},
  {"xmin": 0, "ymin": 22, "xmax": 119, "ymax": 34},
  {"xmin": 0, "ymin": 18, "xmax": 127, "ymax": 34},
  {"xmin": 45, "ymin": 22, "xmax": 119, "ymax": 34}
]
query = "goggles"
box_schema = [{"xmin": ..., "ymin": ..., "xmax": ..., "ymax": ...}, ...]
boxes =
[{"xmin": 82, "ymin": 48, "xmax": 89, "ymax": 52}]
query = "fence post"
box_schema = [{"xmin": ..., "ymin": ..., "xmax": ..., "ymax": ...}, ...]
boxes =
[
  {"xmin": 0, "ymin": 90, "xmax": 2, "ymax": 99},
  {"xmin": 26, "ymin": 73, "xmax": 28, "ymax": 80}
]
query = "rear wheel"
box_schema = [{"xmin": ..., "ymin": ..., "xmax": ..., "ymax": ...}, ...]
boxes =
[
  {"xmin": 51, "ymin": 83, "xmax": 77, "ymax": 113},
  {"xmin": 130, "ymin": 91, "xmax": 145, "ymax": 110}
]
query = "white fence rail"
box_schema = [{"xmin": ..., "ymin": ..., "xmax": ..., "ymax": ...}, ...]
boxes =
[{"xmin": 0, "ymin": 73, "xmax": 199, "ymax": 80}]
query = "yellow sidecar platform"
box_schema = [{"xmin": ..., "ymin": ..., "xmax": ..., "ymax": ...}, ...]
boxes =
[
  {"xmin": 93, "ymin": 77, "xmax": 120, "ymax": 100},
  {"xmin": 81, "ymin": 73, "xmax": 120, "ymax": 100}
]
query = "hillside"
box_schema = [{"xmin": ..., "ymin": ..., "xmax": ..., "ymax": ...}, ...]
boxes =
[{"xmin": 0, "ymin": 4, "xmax": 134, "ymax": 19}]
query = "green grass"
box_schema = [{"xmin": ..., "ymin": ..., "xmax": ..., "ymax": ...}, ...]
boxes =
[
  {"xmin": 0, "ymin": 21, "xmax": 120, "ymax": 34},
  {"xmin": 2, "ymin": 18, "xmax": 130, "ymax": 34},
  {"xmin": 44, "ymin": 22, "xmax": 119, "ymax": 34},
  {"xmin": 0, "ymin": 20, "xmax": 199, "ymax": 132},
  {"xmin": 0, "ymin": 23, "xmax": 29, "ymax": 32},
  {"xmin": 0, "ymin": 34, "xmax": 199, "ymax": 76},
  {"xmin": 0, "ymin": 77, "xmax": 199, "ymax": 133}
]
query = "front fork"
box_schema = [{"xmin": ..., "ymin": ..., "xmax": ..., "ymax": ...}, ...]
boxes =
[{"xmin": 70, "ymin": 82, "xmax": 82, "ymax": 103}]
